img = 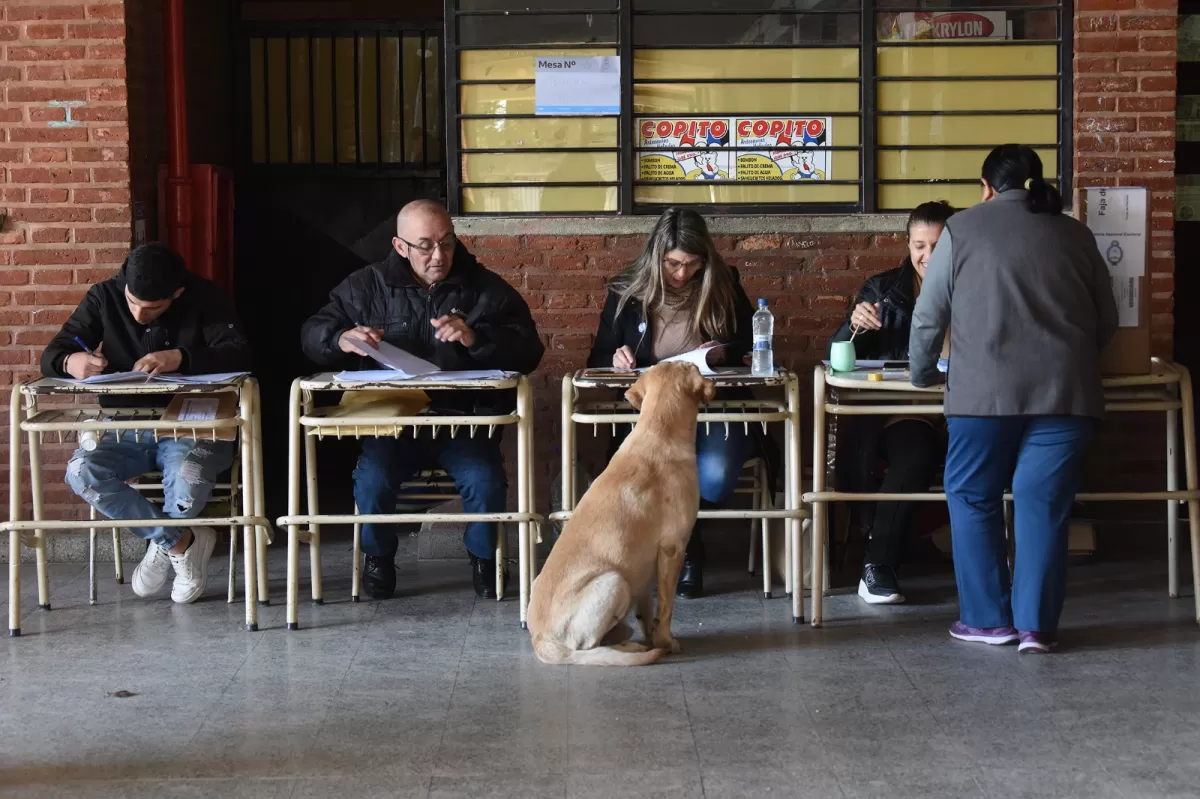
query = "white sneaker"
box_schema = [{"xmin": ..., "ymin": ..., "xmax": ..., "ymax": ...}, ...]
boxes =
[
  {"xmin": 131, "ymin": 543, "xmax": 172, "ymax": 597},
  {"xmin": 168, "ymin": 526, "xmax": 216, "ymax": 604}
]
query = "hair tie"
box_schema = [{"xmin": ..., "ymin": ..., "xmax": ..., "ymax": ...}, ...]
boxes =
[{"xmin": 1024, "ymin": 177, "xmax": 1034, "ymax": 190}]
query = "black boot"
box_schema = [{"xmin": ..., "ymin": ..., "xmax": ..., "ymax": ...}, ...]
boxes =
[
  {"xmin": 363, "ymin": 554, "xmax": 396, "ymax": 600},
  {"xmin": 471, "ymin": 555, "xmax": 508, "ymax": 599},
  {"xmin": 676, "ymin": 530, "xmax": 705, "ymax": 599}
]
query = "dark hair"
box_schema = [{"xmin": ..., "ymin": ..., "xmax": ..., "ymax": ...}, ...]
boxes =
[
  {"xmin": 907, "ymin": 200, "xmax": 954, "ymax": 234},
  {"xmin": 125, "ymin": 242, "xmax": 187, "ymax": 301},
  {"xmin": 981, "ymin": 143, "xmax": 1063, "ymax": 215}
]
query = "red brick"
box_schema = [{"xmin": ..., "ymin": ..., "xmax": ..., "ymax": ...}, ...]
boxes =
[
  {"xmin": 0, "ymin": 149, "xmax": 22, "ymax": 163},
  {"xmin": 8, "ymin": 5, "xmax": 87, "ymax": 21},
  {"xmin": 547, "ymin": 253, "xmax": 586, "ymax": 269},
  {"xmin": 90, "ymin": 126, "xmax": 129, "ymax": 141},
  {"xmin": 1116, "ymin": 134, "xmax": 1175, "ymax": 152},
  {"xmin": 93, "ymin": 247, "xmax": 129, "ymax": 263},
  {"xmin": 1076, "ymin": 116, "xmax": 1137, "ymax": 133},
  {"xmin": 14, "ymin": 330, "xmax": 56, "ymax": 346},
  {"xmin": 0, "ymin": 66, "xmax": 20, "ymax": 81},
  {"xmin": 1118, "ymin": 55, "xmax": 1176, "ymax": 71},
  {"xmin": 523, "ymin": 235, "xmax": 606, "ymax": 251},
  {"xmin": 811, "ymin": 254, "xmax": 849, "ymax": 271},
  {"xmin": 86, "ymin": 44, "xmax": 124, "ymax": 60},
  {"xmin": 1076, "ymin": 14, "xmax": 1118, "ymax": 31},
  {"xmin": 8, "ymin": 127, "xmax": 88, "ymax": 143},
  {"xmin": 7, "ymin": 45, "xmax": 86, "ymax": 61},
  {"xmin": 1078, "ymin": 96, "xmax": 1117, "ymax": 112},
  {"xmin": 74, "ymin": 226, "xmax": 128, "ymax": 243},
  {"xmin": 10, "ymin": 207, "xmax": 91, "ymax": 223},
  {"xmin": 25, "ymin": 23, "xmax": 67, "ymax": 39},
  {"xmin": 735, "ymin": 234, "xmax": 785, "ymax": 251},
  {"xmin": 66, "ymin": 63, "xmax": 124, "ymax": 80},
  {"xmin": 1077, "ymin": 34, "xmax": 1139, "ymax": 52},
  {"xmin": 0, "ymin": 270, "xmax": 31, "ymax": 285},
  {"xmin": 31, "ymin": 229, "xmax": 71, "ymax": 244},
  {"xmin": 1139, "ymin": 75, "xmax": 1177, "ymax": 93},
  {"xmin": 29, "ymin": 107, "xmax": 67, "ymax": 123},
  {"xmin": 0, "ymin": 25, "xmax": 19, "ymax": 41},
  {"xmin": 29, "ymin": 148, "xmax": 69, "ymax": 163},
  {"xmin": 0, "ymin": 188, "xmax": 27, "ymax": 202},
  {"xmin": 0, "ymin": 311, "xmax": 32, "ymax": 326},
  {"xmin": 6, "ymin": 86, "xmax": 87, "ymax": 103},
  {"xmin": 25, "ymin": 65, "xmax": 67, "ymax": 81},
  {"xmin": 86, "ymin": 4, "xmax": 125, "ymax": 19},
  {"xmin": 94, "ymin": 206, "xmax": 130, "ymax": 223},
  {"xmin": 1118, "ymin": 96, "xmax": 1175, "ymax": 112},
  {"xmin": 1140, "ymin": 35, "xmax": 1177, "ymax": 52},
  {"xmin": 1120, "ymin": 14, "xmax": 1176, "ymax": 30},
  {"xmin": 1138, "ymin": 0, "xmax": 1175, "ymax": 9},
  {"xmin": 12, "ymin": 249, "xmax": 91, "ymax": 266},
  {"xmin": 30, "ymin": 188, "xmax": 70, "ymax": 203},
  {"xmin": 11, "ymin": 167, "xmax": 90, "ymax": 184},
  {"xmin": 66, "ymin": 23, "xmax": 124, "ymax": 39},
  {"xmin": 14, "ymin": 288, "xmax": 88, "ymax": 305},
  {"xmin": 0, "ymin": 230, "xmax": 28, "ymax": 245},
  {"xmin": 850, "ymin": 255, "xmax": 902, "ymax": 273},
  {"xmin": 90, "ymin": 166, "xmax": 128, "ymax": 182},
  {"xmin": 87, "ymin": 85, "xmax": 125, "ymax": 102},
  {"xmin": 70, "ymin": 146, "xmax": 126, "ymax": 162},
  {"xmin": 526, "ymin": 272, "xmax": 605, "ymax": 291},
  {"xmin": 1076, "ymin": 0, "xmax": 1135, "ymax": 9},
  {"xmin": 0, "ymin": 108, "xmax": 21, "ymax": 123},
  {"xmin": 32, "ymin": 309, "xmax": 71, "ymax": 325},
  {"xmin": 1075, "ymin": 135, "xmax": 1116, "ymax": 152},
  {"xmin": 74, "ymin": 266, "xmax": 118, "ymax": 282},
  {"xmin": 1136, "ymin": 156, "xmax": 1175, "ymax": 172},
  {"xmin": 72, "ymin": 187, "xmax": 128, "ymax": 203},
  {"xmin": 1075, "ymin": 57, "xmax": 1118, "ymax": 73},
  {"xmin": 71, "ymin": 106, "xmax": 127, "ymax": 122},
  {"xmin": 1139, "ymin": 116, "xmax": 1175, "ymax": 132}
]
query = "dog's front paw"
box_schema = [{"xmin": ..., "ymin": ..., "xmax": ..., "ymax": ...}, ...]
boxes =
[{"xmin": 653, "ymin": 635, "xmax": 681, "ymax": 654}]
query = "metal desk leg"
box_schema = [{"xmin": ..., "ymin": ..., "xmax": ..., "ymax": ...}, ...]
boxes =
[
  {"xmin": 1167, "ymin": 392, "xmax": 1179, "ymax": 598},
  {"xmin": 304, "ymin": 413, "xmax": 323, "ymax": 606},
  {"xmin": 25, "ymin": 396, "xmax": 49, "ymax": 610},
  {"xmin": 239, "ymin": 381, "xmax": 259, "ymax": 631},
  {"xmin": 286, "ymin": 379, "xmax": 303, "ymax": 630},
  {"xmin": 1177, "ymin": 367, "xmax": 1200, "ymax": 625},
  {"xmin": 252, "ymin": 380, "xmax": 270, "ymax": 607},
  {"xmin": 9, "ymin": 384, "xmax": 24, "ymax": 636},
  {"xmin": 517, "ymin": 377, "xmax": 532, "ymax": 626},
  {"xmin": 811, "ymin": 367, "xmax": 827, "ymax": 627},
  {"xmin": 787, "ymin": 374, "xmax": 803, "ymax": 624},
  {"xmin": 88, "ymin": 507, "xmax": 98, "ymax": 605}
]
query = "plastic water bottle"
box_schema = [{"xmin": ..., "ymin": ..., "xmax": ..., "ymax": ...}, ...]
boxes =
[{"xmin": 751, "ymin": 298, "xmax": 774, "ymax": 377}]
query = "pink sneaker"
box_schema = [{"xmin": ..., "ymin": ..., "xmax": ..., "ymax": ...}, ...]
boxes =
[
  {"xmin": 949, "ymin": 620, "xmax": 1019, "ymax": 645},
  {"xmin": 1018, "ymin": 631, "xmax": 1057, "ymax": 654}
]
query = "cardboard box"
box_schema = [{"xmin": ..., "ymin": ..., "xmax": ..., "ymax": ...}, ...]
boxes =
[{"xmin": 1074, "ymin": 187, "xmax": 1151, "ymax": 376}]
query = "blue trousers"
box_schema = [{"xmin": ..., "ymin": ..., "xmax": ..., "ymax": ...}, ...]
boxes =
[
  {"xmin": 944, "ymin": 416, "xmax": 1093, "ymax": 634},
  {"xmin": 353, "ymin": 431, "xmax": 507, "ymax": 560},
  {"xmin": 65, "ymin": 434, "xmax": 236, "ymax": 548},
  {"xmin": 696, "ymin": 422, "xmax": 755, "ymax": 504}
]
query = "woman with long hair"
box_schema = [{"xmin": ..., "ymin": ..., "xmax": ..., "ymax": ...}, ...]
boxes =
[
  {"xmin": 909, "ymin": 144, "xmax": 1118, "ymax": 653},
  {"xmin": 828, "ymin": 200, "xmax": 954, "ymax": 606},
  {"xmin": 589, "ymin": 208, "xmax": 767, "ymax": 599}
]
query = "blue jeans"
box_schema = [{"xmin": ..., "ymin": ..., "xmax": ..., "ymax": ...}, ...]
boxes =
[
  {"xmin": 696, "ymin": 422, "xmax": 755, "ymax": 504},
  {"xmin": 944, "ymin": 416, "xmax": 1093, "ymax": 634},
  {"xmin": 353, "ymin": 431, "xmax": 507, "ymax": 560},
  {"xmin": 65, "ymin": 434, "xmax": 237, "ymax": 548}
]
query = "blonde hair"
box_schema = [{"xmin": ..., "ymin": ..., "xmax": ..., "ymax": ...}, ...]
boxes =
[{"xmin": 609, "ymin": 208, "xmax": 738, "ymax": 342}]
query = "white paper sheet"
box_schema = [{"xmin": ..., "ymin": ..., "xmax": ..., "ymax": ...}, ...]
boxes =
[
  {"xmin": 660, "ymin": 343, "xmax": 726, "ymax": 375},
  {"xmin": 333, "ymin": 370, "xmax": 420, "ymax": 384},
  {"xmin": 414, "ymin": 370, "xmax": 514, "ymax": 382},
  {"xmin": 363, "ymin": 340, "xmax": 440, "ymax": 377},
  {"xmin": 154, "ymin": 372, "xmax": 249, "ymax": 384},
  {"xmin": 61, "ymin": 370, "xmax": 151, "ymax": 385},
  {"xmin": 176, "ymin": 398, "xmax": 219, "ymax": 421},
  {"xmin": 1112, "ymin": 274, "xmax": 1140, "ymax": 328},
  {"xmin": 1086, "ymin": 186, "xmax": 1147, "ymax": 279},
  {"xmin": 535, "ymin": 56, "xmax": 620, "ymax": 115}
]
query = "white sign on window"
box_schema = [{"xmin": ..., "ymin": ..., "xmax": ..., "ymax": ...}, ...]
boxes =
[{"xmin": 535, "ymin": 56, "xmax": 620, "ymax": 116}]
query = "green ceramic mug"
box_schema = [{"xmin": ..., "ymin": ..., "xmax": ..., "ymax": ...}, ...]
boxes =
[{"xmin": 830, "ymin": 340, "xmax": 856, "ymax": 372}]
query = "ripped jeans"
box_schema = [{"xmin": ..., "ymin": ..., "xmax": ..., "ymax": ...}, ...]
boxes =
[{"xmin": 65, "ymin": 433, "xmax": 236, "ymax": 549}]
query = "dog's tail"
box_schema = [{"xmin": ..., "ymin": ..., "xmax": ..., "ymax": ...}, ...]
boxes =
[{"xmin": 533, "ymin": 635, "xmax": 667, "ymax": 667}]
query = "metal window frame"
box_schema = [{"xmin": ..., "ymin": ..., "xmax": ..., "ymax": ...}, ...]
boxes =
[{"xmin": 443, "ymin": 1, "xmax": 1072, "ymax": 216}]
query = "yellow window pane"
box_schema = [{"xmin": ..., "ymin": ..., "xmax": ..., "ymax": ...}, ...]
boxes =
[
  {"xmin": 460, "ymin": 48, "xmax": 616, "ymax": 81},
  {"xmin": 635, "ymin": 49, "xmax": 859, "ymax": 80},
  {"xmin": 878, "ymin": 80, "xmax": 1058, "ymax": 112},
  {"xmin": 635, "ymin": 183, "xmax": 859, "ymax": 205},
  {"xmin": 249, "ymin": 38, "xmax": 266, "ymax": 164},
  {"xmin": 878, "ymin": 44, "xmax": 1058, "ymax": 77},
  {"xmin": 462, "ymin": 152, "xmax": 618, "ymax": 184},
  {"xmin": 425, "ymin": 36, "xmax": 441, "ymax": 164},
  {"xmin": 335, "ymin": 37, "xmax": 357, "ymax": 163},
  {"xmin": 266, "ymin": 38, "xmax": 288, "ymax": 164},
  {"xmin": 635, "ymin": 83, "xmax": 859, "ymax": 115},
  {"xmin": 312, "ymin": 37, "xmax": 334, "ymax": 164},
  {"xmin": 289, "ymin": 38, "xmax": 312, "ymax": 163},
  {"xmin": 461, "ymin": 83, "xmax": 536, "ymax": 116},
  {"xmin": 461, "ymin": 118, "xmax": 617, "ymax": 149},
  {"xmin": 879, "ymin": 184, "xmax": 983, "ymax": 211},
  {"xmin": 878, "ymin": 114, "xmax": 1058, "ymax": 146},
  {"xmin": 403, "ymin": 34, "xmax": 425, "ymax": 164},
  {"xmin": 381, "ymin": 36, "xmax": 402, "ymax": 162},
  {"xmin": 878, "ymin": 148, "xmax": 1058, "ymax": 180},
  {"xmin": 463, "ymin": 186, "xmax": 618, "ymax": 213},
  {"xmin": 358, "ymin": 35, "xmax": 379, "ymax": 163}
]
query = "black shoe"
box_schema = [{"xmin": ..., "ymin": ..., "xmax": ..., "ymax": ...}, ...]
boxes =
[
  {"xmin": 471, "ymin": 555, "xmax": 507, "ymax": 599},
  {"xmin": 858, "ymin": 563, "xmax": 904, "ymax": 605},
  {"xmin": 676, "ymin": 559, "xmax": 704, "ymax": 599},
  {"xmin": 363, "ymin": 555, "xmax": 396, "ymax": 600}
]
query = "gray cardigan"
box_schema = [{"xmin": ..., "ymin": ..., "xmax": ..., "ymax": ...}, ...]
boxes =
[{"xmin": 909, "ymin": 190, "xmax": 1119, "ymax": 419}]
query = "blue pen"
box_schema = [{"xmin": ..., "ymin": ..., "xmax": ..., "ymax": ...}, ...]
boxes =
[{"xmin": 73, "ymin": 336, "xmax": 95, "ymax": 355}]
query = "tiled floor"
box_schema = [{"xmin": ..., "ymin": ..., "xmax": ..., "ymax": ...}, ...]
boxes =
[{"xmin": 3, "ymin": 539, "xmax": 1200, "ymax": 798}]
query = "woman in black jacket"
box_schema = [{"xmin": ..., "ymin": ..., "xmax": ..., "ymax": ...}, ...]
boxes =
[
  {"xmin": 588, "ymin": 208, "xmax": 757, "ymax": 599},
  {"xmin": 828, "ymin": 200, "xmax": 954, "ymax": 606}
]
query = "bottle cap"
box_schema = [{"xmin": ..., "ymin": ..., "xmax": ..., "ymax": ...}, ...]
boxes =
[{"xmin": 757, "ymin": 298, "xmax": 768, "ymax": 307}]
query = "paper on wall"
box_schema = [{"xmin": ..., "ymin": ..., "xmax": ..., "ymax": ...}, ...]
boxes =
[
  {"xmin": 1086, "ymin": 187, "xmax": 1147, "ymax": 279},
  {"xmin": 535, "ymin": 56, "xmax": 620, "ymax": 115}
]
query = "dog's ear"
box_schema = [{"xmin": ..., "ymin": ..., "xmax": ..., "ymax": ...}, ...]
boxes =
[
  {"xmin": 625, "ymin": 380, "xmax": 647, "ymax": 410},
  {"xmin": 695, "ymin": 372, "xmax": 716, "ymax": 404}
]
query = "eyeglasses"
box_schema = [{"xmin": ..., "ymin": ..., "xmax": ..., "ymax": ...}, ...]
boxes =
[
  {"xmin": 399, "ymin": 234, "xmax": 456, "ymax": 255},
  {"xmin": 663, "ymin": 257, "xmax": 703, "ymax": 272}
]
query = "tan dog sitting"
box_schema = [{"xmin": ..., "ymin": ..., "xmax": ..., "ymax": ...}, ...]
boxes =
[{"xmin": 528, "ymin": 362, "xmax": 716, "ymax": 666}]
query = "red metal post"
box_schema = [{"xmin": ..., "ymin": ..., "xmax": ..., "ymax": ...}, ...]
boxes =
[{"xmin": 163, "ymin": 0, "xmax": 192, "ymax": 265}]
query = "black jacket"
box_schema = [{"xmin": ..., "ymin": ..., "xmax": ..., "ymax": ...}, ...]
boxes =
[
  {"xmin": 829, "ymin": 260, "xmax": 918, "ymax": 361},
  {"xmin": 41, "ymin": 262, "xmax": 251, "ymax": 383},
  {"xmin": 301, "ymin": 244, "xmax": 543, "ymax": 412},
  {"xmin": 587, "ymin": 269, "xmax": 755, "ymax": 368}
]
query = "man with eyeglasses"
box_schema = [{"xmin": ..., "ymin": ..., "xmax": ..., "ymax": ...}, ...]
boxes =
[{"xmin": 301, "ymin": 199, "xmax": 544, "ymax": 600}]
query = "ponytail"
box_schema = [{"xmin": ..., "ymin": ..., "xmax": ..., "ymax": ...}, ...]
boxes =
[{"xmin": 982, "ymin": 144, "xmax": 1063, "ymax": 215}]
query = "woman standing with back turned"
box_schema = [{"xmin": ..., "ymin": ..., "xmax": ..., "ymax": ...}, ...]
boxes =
[{"xmin": 909, "ymin": 145, "xmax": 1118, "ymax": 654}]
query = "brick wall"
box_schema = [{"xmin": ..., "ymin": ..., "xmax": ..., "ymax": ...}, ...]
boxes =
[{"xmin": 0, "ymin": 0, "xmax": 133, "ymax": 528}]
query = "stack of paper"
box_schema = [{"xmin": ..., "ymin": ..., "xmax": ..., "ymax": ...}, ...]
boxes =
[
  {"xmin": 61, "ymin": 371, "xmax": 249, "ymax": 386},
  {"xmin": 362, "ymin": 340, "xmax": 440, "ymax": 377}
]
